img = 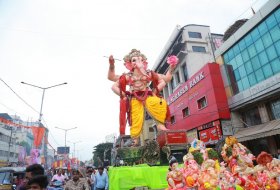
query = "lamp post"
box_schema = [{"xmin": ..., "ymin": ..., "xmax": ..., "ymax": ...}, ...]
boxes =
[
  {"xmin": 68, "ymin": 140, "xmax": 82, "ymax": 158},
  {"xmin": 21, "ymin": 81, "xmax": 67, "ymax": 168},
  {"xmin": 21, "ymin": 82, "xmax": 67, "ymax": 124},
  {"xmin": 55, "ymin": 127, "xmax": 77, "ymax": 154}
]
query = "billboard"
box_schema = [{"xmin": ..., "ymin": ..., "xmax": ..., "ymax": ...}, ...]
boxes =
[{"xmin": 57, "ymin": 147, "xmax": 70, "ymax": 154}]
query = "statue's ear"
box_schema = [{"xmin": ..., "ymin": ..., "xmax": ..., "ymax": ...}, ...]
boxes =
[
  {"xmin": 143, "ymin": 61, "xmax": 148, "ymax": 70},
  {"xmin": 124, "ymin": 62, "xmax": 133, "ymax": 71}
]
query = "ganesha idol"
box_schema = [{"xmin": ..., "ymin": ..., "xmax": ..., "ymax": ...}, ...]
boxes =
[
  {"xmin": 182, "ymin": 153, "xmax": 199, "ymax": 188},
  {"xmin": 107, "ymin": 49, "xmax": 178, "ymax": 146},
  {"xmin": 167, "ymin": 157, "xmax": 186, "ymax": 190}
]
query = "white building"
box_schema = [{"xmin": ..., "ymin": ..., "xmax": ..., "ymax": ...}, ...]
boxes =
[{"xmin": 153, "ymin": 24, "xmax": 223, "ymax": 99}]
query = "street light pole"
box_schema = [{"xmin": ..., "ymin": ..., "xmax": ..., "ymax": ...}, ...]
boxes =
[
  {"xmin": 55, "ymin": 127, "xmax": 77, "ymax": 154},
  {"xmin": 21, "ymin": 81, "xmax": 67, "ymax": 168},
  {"xmin": 68, "ymin": 140, "xmax": 82, "ymax": 158},
  {"xmin": 21, "ymin": 82, "xmax": 67, "ymax": 123}
]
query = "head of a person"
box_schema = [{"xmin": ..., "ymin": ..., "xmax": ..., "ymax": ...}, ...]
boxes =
[
  {"xmin": 71, "ymin": 170, "xmax": 80, "ymax": 182},
  {"xmin": 97, "ymin": 166, "xmax": 104, "ymax": 175},
  {"xmin": 27, "ymin": 175, "xmax": 48, "ymax": 190},
  {"xmin": 57, "ymin": 169, "xmax": 62, "ymax": 176},
  {"xmin": 25, "ymin": 164, "xmax": 44, "ymax": 183}
]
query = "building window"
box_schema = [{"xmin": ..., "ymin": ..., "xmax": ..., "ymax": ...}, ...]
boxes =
[
  {"xmin": 175, "ymin": 71, "xmax": 180, "ymax": 85},
  {"xmin": 182, "ymin": 107, "xmax": 190, "ymax": 117},
  {"xmin": 270, "ymin": 99, "xmax": 280, "ymax": 119},
  {"xmin": 242, "ymin": 106, "xmax": 262, "ymax": 127},
  {"xmin": 171, "ymin": 116, "xmax": 176, "ymax": 124},
  {"xmin": 188, "ymin": 32, "xmax": 202, "ymax": 39},
  {"xmin": 192, "ymin": 46, "xmax": 206, "ymax": 53},
  {"xmin": 223, "ymin": 7, "xmax": 280, "ymax": 94},
  {"xmin": 197, "ymin": 96, "xmax": 207, "ymax": 109},
  {"xmin": 182, "ymin": 63, "xmax": 188, "ymax": 82},
  {"xmin": 171, "ymin": 78, "xmax": 175, "ymax": 91}
]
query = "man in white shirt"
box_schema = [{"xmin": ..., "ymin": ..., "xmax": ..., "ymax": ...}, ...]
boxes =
[{"xmin": 51, "ymin": 169, "xmax": 65, "ymax": 184}]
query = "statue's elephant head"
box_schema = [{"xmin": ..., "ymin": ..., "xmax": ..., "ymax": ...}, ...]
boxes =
[{"xmin": 123, "ymin": 49, "xmax": 148, "ymax": 75}]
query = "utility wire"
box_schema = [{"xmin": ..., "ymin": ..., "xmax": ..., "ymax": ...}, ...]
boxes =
[{"xmin": 0, "ymin": 77, "xmax": 39, "ymax": 114}]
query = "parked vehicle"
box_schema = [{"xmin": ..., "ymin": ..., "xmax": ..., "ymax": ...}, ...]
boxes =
[{"xmin": 0, "ymin": 167, "xmax": 25, "ymax": 190}]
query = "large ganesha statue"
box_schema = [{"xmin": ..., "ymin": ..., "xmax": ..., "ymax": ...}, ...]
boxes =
[{"xmin": 107, "ymin": 49, "xmax": 178, "ymax": 146}]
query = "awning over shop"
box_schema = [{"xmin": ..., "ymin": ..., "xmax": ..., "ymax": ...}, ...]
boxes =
[{"xmin": 234, "ymin": 119, "xmax": 280, "ymax": 142}]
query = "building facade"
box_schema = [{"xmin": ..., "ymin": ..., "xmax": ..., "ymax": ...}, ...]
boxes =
[
  {"xmin": 152, "ymin": 25, "xmax": 229, "ymax": 146},
  {"xmin": 215, "ymin": 0, "xmax": 280, "ymax": 156}
]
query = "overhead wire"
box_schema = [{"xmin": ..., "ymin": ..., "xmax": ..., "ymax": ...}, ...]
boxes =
[{"xmin": 0, "ymin": 77, "xmax": 39, "ymax": 114}]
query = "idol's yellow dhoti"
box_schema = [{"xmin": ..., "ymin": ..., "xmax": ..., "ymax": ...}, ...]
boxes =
[{"xmin": 130, "ymin": 96, "xmax": 167, "ymax": 138}]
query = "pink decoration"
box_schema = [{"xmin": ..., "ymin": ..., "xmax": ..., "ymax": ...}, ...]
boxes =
[{"xmin": 167, "ymin": 55, "xmax": 179, "ymax": 66}]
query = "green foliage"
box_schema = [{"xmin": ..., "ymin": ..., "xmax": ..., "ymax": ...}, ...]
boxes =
[
  {"xmin": 226, "ymin": 147, "xmax": 232, "ymax": 157},
  {"xmin": 92, "ymin": 142, "xmax": 113, "ymax": 167},
  {"xmin": 192, "ymin": 151, "xmax": 203, "ymax": 165},
  {"xmin": 208, "ymin": 148, "xmax": 219, "ymax": 160}
]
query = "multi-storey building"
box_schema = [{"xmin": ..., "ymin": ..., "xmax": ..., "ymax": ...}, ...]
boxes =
[
  {"xmin": 215, "ymin": 0, "xmax": 280, "ymax": 156},
  {"xmin": 152, "ymin": 25, "xmax": 230, "ymax": 146}
]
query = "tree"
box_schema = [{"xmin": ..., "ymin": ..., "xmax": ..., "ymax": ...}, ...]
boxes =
[{"xmin": 92, "ymin": 142, "xmax": 113, "ymax": 167}]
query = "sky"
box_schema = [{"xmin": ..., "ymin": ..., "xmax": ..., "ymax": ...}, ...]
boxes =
[{"xmin": 0, "ymin": 0, "xmax": 268, "ymax": 161}]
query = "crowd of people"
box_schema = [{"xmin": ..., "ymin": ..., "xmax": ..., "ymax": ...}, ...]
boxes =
[{"xmin": 17, "ymin": 164, "xmax": 109, "ymax": 190}]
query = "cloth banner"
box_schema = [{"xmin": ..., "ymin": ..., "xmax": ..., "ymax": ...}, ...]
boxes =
[
  {"xmin": 18, "ymin": 146, "xmax": 26, "ymax": 163},
  {"xmin": 108, "ymin": 165, "xmax": 169, "ymax": 190},
  {"xmin": 30, "ymin": 149, "xmax": 41, "ymax": 164},
  {"xmin": 31, "ymin": 127, "xmax": 45, "ymax": 148}
]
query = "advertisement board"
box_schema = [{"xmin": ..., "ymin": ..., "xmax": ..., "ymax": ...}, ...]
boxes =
[{"xmin": 57, "ymin": 147, "xmax": 70, "ymax": 154}]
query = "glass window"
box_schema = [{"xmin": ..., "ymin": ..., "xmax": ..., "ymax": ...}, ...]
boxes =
[
  {"xmin": 248, "ymin": 44, "xmax": 257, "ymax": 58},
  {"xmin": 241, "ymin": 49, "xmax": 250, "ymax": 62},
  {"xmin": 188, "ymin": 32, "xmax": 202, "ymax": 38},
  {"xmin": 235, "ymin": 54, "xmax": 243, "ymax": 67},
  {"xmin": 237, "ymin": 80, "xmax": 243, "ymax": 91},
  {"xmin": 175, "ymin": 71, "xmax": 180, "ymax": 85},
  {"xmin": 258, "ymin": 51, "xmax": 269, "ymax": 66},
  {"xmin": 255, "ymin": 68, "xmax": 265, "ymax": 82},
  {"xmin": 224, "ymin": 53, "xmax": 229, "ymax": 63},
  {"xmin": 244, "ymin": 61, "xmax": 253, "ymax": 74},
  {"xmin": 241, "ymin": 77, "xmax": 250, "ymax": 89},
  {"xmin": 254, "ymin": 38, "xmax": 264, "ymax": 53},
  {"xmin": 239, "ymin": 65, "xmax": 246, "ymax": 78},
  {"xmin": 192, "ymin": 46, "xmax": 206, "ymax": 52},
  {"xmin": 271, "ymin": 58, "xmax": 280, "ymax": 74},
  {"xmin": 251, "ymin": 56, "xmax": 261, "ymax": 71},
  {"xmin": 265, "ymin": 14, "xmax": 277, "ymax": 29},
  {"xmin": 182, "ymin": 63, "xmax": 188, "ymax": 81},
  {"xmin": 238, "ymin": 39, "xmax": 247, "ymax": 51},
  {"xmin": 274, "ymin": 8, "xmax": 280, "ymax": 23},
  {"xmin": 229, "ymin": 58, "xmax": 237, "ymax": 70},
  {"xmin": 171, "ymin": 78, "xmax": 175, "ymax": 91},
  {"xmin": 262, "ymin": 32, "xmax": 273, "ymax": 48},
  {"xmin": 258, "ymin": 22, "xmax": 268, "ymax": 35},
  {"xmin": 266, "ymin": 45, "xmax": 277, "ymax": 61},
  {"xmin": 274, "ymin": 40, "xmax": 280, "ymax": 56},
  {"xmin": 270, "ymin": 25, "xmax": 280, "ymax": 42},
  {"xmin": 197, "ymin": 97, "xmax": 207, "ymax": 109},
  {"xmin": 248, "ymin": 73, "xmax": 257, "ymax": 86},
  {"xmin": 233, "ymin": 44, "xmax": 240, "ymax": 55},
  {"xmin": 262, "ymin": 64, "xmax": 273, "ymax": 78},
  {"xmin": 242, "ymin": 107, "xmax": 262, "ymax": 126},
  {"xmin": 234, "ymin": 69, "xmax": 241, "ymax": 81},
  {"xmin": 244, "ymin": 34, "xmax": 253, "ymax": 46},
  {"xmin": 251, "ymin": 27, "xmax": 260, "ymax": 42},
  {"xmin": 182, "ymin": 107, "xmax": 190, "ymax": 117},
  {"xmin": 227, "ymin": 49, "xmax": 235, "ymax": 61},
  {"xmin": 270, "ymin": 99, "xmax": 280, "ymax": 119}
]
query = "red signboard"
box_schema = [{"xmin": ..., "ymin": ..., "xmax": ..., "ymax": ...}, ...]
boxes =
[
  {"xmin": 198, "ymin": 124, "xmax": 222, "ymax": 144},
  {"xmin": 166, "ymin": 63, "xmax": 230, "ymax": 131},
  {"xmin": 157, "ymin": 130, "xmax": 188, "ymax": 148}
]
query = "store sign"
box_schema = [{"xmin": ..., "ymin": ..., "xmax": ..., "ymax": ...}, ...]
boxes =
[
  {"xmin": 187, "ymin": 128, "xmax": 198, "ymax": 143},
  {"xmin": 168, "ymin": 72, "xmax": 205, "ymax": 105},
  {"xmin": 221, "ymin": 120, "xmax": 233, "ymax": 136},
  {"xmin": 198, "ymin": 125, "xmax": 222, "ymax": 144}
]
